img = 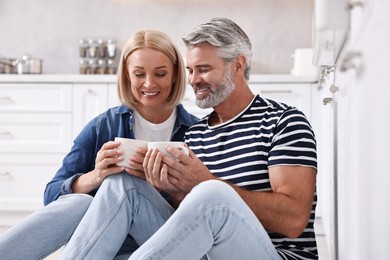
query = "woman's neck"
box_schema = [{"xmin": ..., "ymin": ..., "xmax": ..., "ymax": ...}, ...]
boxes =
[{"xmin": 135, "ymin": 105, "xmax": 174, "ymax": 124}]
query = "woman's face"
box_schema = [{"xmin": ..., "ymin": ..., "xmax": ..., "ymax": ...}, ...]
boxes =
[{"xmin": 126, "ymin": 48, "xmax": 175, "ymax": 110}]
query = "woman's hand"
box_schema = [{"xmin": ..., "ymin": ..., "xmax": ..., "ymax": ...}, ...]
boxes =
[
  {"xmin": 72, "ymin": 140, "xmax": 125, "ymax": 193},
  {"xmin": 124, "ymin": 147, "xmax": 148, "ymax": 179}
]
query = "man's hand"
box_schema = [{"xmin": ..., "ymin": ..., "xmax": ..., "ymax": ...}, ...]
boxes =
[{"xmin": 162, "ymin": 145, "xmax": 217, "ymax": 194}]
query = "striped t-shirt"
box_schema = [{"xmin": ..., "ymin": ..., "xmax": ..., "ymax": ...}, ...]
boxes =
[{"xmin": 184, "ymin": 95, "xmax": 318, "ymax": 259}]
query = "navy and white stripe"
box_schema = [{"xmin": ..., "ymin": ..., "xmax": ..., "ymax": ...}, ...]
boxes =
[{"xmin": 185, "ymin": 95, "xmax": 318, "ymax": 259}]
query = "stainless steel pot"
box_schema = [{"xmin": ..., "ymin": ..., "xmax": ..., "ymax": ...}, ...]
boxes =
[
  {"xmin": 0, "ymin": 58, "xmax": 17, "ymax": 74},
  {"xmin": 0, "ymin": 54, "xmax": 43, "ymax": 74}
]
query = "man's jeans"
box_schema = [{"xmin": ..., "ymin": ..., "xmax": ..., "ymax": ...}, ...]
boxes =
[
  {"xmin": 0, "ymin": 193, "xmax": 93, "ymax": 260},
  {"xmin": 61, "ymin": 174, "xmax": 281, "ymax": 260}
]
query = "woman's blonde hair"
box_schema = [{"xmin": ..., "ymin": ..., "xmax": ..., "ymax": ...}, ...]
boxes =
[{"xmin": 117, "ymin": 29, "xmax": 186, "ymax": 109}]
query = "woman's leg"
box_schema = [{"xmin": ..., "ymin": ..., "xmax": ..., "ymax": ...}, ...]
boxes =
[
  {"xmin": 0, "ymin": 194, "xmax": 93, "ymax": 260},
  {"xmin": 61, "ymin": 173, "xmax": 175, "ymax": 260},
  {"xmin": 130, "ymin": 180, "xmax": 282, "ymax": 260}
]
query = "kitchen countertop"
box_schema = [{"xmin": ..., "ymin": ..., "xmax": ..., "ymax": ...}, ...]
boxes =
[{"xmin": 0, "ymin": 74, "xmax": 318, "ymax": 84}]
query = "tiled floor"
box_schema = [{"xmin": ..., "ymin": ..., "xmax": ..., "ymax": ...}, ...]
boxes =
[{"xmin": 1, "ymin": 226, "xmax": 332, "ymax": 259}]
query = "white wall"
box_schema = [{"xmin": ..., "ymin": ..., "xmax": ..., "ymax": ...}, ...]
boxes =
[{"xmin": 0, "ymin": 0, "xmax": 313, "ymax": 74}]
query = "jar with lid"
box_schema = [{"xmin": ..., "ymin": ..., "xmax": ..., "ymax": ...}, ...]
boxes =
[
  {"xmin": 97, "ymin": 39, "xmax": 107, "ymax": 58},
  {"xmin": 79, "ymin": 39, "xmax": 88, "ymax": 58},
  {"xmin": 107, "ymin": 59, "xmax": 117, "ymax": 75},
  {"xmin": 97, "ymin": 59, "xmax": 106, "ymax": 75},
  {"xmin": 79, "ymin": 59, "xmax": 88, "ymax": 74},
  {"xmin": 88, "ymin": 39, "xmax": 98, "ymax": 58},
  {"xmin": 88, "ymin": 59, "xmax": 97, "ymax": 74},
  {"xmin": 106, "ymin": 39, "xmax": 117, "ymax": 58}
]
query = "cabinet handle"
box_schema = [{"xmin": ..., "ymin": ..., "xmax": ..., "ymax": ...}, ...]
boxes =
[
  {"xmin": 347, "ymin": 1, "xmax": 364, "ymax": 10},
  {"xmin": 339, "ymin": 52, "xmax": 362, "ymax": 72},
  {"xmin": 0, "ymin": 171, "xmax": 12, "ymax": 180},
  {"xmin": 0, "ymin": 96, "xmax": 13, "ymax": 104},
  {"xmin": 330, "ymin": 84, "xmax": 340, "ymax": 93},
  {"xmin": 323, "ymin": 97, "xmax": 333, "ymax": 105},
  {"xmin": 88, "ymin": 89, "xmax": 97, "ymax": 95},
  {"xmin": 0, "ymin": 131, "xmax": 12, "ymax": 139},
  {"xmin": 0, "ymin": 171, "xmax": 10, "ymax": 177}
]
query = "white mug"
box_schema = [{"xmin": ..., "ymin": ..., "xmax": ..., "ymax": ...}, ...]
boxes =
[
  {"xmin": 147, "ymin": 141, "xmax": 189, "ymax": 159},
  {"xmin": 114, "ymin": 137, "xmax": 148, "ymax": 168}
]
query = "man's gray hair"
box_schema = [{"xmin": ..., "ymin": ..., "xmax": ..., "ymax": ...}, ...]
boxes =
[{"xmin": 182, "ymin": 17, "xmax": 252, "ymax": 81}]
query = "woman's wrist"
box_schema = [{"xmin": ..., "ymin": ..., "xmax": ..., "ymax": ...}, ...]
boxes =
[{"xmin": 72, "ymin": 170, "xmax": 101, "ymax": 194}]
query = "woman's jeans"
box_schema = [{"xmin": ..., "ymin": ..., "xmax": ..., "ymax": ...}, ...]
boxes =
[
  {"xmin": 61, "ymin": 173, "xmax": 281, "ymax": 260},
  {"xmin": 0, "ymin": 193, "xmax": 93, "ymax": 260}
]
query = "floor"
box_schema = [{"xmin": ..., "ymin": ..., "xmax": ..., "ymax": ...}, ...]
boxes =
[{"xmin": 0, "ymin": 222, "xmax": 332, "ymax": 259}]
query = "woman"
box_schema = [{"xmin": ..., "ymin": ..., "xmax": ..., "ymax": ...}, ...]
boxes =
[{"xmin": 0, "ymin": 29, "xmax": 198, "ymax": 259}]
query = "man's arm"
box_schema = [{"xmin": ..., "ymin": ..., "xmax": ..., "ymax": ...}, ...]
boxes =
[
  {"xmin": 161, "ymin": 146, "xmax": 316, "ymax": 238},
  {"xmin": 230, "ymin": 165, "xmax": 316, "ymax": 238}
]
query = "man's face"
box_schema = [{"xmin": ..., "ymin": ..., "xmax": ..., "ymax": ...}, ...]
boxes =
[{"xmin": 185, "ymin": 43, "xmax": 235, "ymax": 109}]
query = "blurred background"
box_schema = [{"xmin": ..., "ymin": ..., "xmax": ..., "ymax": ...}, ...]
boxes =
[{"xmin": 0, "ymin": 0, "xmax": 313, "ymax": 74}]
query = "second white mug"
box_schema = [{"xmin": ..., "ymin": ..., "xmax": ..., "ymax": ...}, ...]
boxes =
[{"xmin": 147, "ymin": 141, "xmax": 189, "ymax": 159}]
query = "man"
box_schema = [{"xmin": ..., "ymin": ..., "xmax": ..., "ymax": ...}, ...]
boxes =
[{"xmin": 132, "ymin": 17, "xmax": 318, "ymax": 259}]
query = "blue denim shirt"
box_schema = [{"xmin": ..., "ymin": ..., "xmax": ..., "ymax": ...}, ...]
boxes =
[{"xmin": 43, "ymin": 104, "xmax": 199, "ymax": 205}]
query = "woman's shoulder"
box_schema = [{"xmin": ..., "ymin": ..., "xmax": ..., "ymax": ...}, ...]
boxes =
[{"xmin": 176, "ymin": 104, "xmax": 199, "ymax": 125}]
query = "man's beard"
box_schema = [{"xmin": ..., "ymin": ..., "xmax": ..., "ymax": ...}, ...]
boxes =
[{"xmin": 195, "ymin": 66, "xmax": 235, "ymax": 109}]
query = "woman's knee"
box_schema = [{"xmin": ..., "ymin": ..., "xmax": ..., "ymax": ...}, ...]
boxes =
[{"xmin": 57, "ymin": 193, "xmax": 93, "ymax": 212}]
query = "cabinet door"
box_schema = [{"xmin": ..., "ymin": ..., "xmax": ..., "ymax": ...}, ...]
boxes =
[
  {"xmin": 0, "ymin": 153, "xmax": 63, "ymax": 212},
  {"xmin": 249, "ymin": 83, "xmax": 313, "ymax": 122},
  {"xmin": 73, "ymin": 84, "xmax": 109, "ymax": 138},
  {"xmin": 108, "ymin": 84, "xmax": 121, "ymax": 108},
  {"xmin": 0, "ymin": 113, "xmax": 72, "ymax": 153},
  {"xmin": 0, "ymin": 84, "xmax": 72, "ymax": 112}
]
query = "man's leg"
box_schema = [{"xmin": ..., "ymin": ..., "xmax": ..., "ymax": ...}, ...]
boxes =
[
  {"xmin": 130, "ymin": 180, "xmax": 282, "ymax": 260},
  {"xmin": 0, "ymin": 194, "xmax": 93, "ymax": 260},
  {"xmin": 61, "ymin": 173, "xmax": 175, "ymax": 260}
]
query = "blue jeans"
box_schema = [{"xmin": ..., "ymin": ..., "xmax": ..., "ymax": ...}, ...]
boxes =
[
  {"xmin": 61, "ymin": 174, "xmax": 281, "ymax": 260},
  {"xmin": 60, "ymin": 173, "xmax": 175, "ymax": 259},
  {"xmin": 130, "ymin": 180, "xmax": 282, "ymax": 260},
  {"xmin": 0, "ymin": 193, "xmax": 93, "ymax": 260}
]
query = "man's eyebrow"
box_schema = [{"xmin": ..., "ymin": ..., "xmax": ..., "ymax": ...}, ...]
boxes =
[{"xmin": 186, "ymin": 64, "xmax": 212, "ymax": 70}]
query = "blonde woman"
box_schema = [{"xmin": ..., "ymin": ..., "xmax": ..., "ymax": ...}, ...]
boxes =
[{"xmin": 0, "ymin": 29, "xmax": 198, "ymax": 260}]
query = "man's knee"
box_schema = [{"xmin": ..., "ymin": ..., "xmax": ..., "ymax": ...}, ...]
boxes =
[{"xmin": 191, "ymin": 180, "xmax": 238, "ymax": 204}]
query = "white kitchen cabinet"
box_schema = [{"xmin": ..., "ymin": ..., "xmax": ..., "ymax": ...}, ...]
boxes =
[
  {"xmin": 249, "ymin": 83, "xmax": 313, "ymax": 121},
  {"xmin": 0, "ymin": 113, "xmax": 72, "ymax": 153},
  {"xmin": 0, "ymin": 83, "xmax": 72, "ymax": 112},
  {"xmin": 108, "ymin": 83, "xmax": 121, "ymax": 108},
  {"xmin": 0, "ymin": 153, "xmax": 63, "ymax": 224},
  {"xmin": 72, "ymin": 84, "xmax": 109, "ymax": 137},
  {"xmin": 0, "ymin": 83, "xmax": 73, "ymax": 225}
]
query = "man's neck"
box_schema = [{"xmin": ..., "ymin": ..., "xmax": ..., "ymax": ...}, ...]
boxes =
[{"xmin": 209, "ymin": 83, "xmax": 254, "ymax": 126}]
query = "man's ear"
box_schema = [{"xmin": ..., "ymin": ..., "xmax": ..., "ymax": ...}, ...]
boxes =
[{"xmin": 234, "ymin": 55, "xmax": 246, "ymax": 75}]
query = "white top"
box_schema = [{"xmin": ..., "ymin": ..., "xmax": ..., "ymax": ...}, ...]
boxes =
[{"xmin": 133, "ymin": 108, "xmax": 177, "ymax": 142}]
